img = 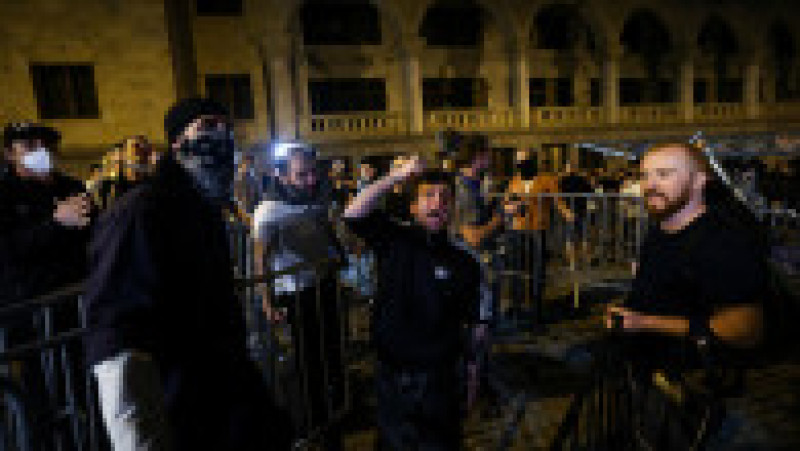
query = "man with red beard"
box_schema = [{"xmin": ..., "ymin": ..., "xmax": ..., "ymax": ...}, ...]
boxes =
[{"xmin": 605, "ymin": 142, "xmax": 765, "ymax": 449}]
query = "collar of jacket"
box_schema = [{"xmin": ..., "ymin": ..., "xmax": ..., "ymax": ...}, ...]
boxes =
[{"xmin": 404, "ymin": 219, "xmax": 450, "ymax": 247}]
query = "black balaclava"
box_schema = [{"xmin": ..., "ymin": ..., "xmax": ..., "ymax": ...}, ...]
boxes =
[{"xmin": 164, "ymin": 98, "xmax": 235, "ymax": 203}]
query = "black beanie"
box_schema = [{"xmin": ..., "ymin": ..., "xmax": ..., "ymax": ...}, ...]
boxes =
[
  {"xmin": 3, "ymin": 122, "xmax": 61, "ymax": 149},
  {"xmin": 164, "ymin": 97, "xmax": 230, "ymax": 146}
]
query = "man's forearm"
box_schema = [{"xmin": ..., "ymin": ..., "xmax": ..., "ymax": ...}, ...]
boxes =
[
  {"xmin": 639, "ymin": 304, "xmax": 762, "ymax": 347},
  {"xmin": 343, "ymin": 174, "xmax": 401, "ymax": 219}
]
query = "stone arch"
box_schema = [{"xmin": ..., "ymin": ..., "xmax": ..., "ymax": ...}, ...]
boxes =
[
  {"xmin": 697, "ymin": 14, "xmax": 741, "ymax": 80},
  {"xmin": 527, "ymin": 2, "xmax": 611, "ymax": 57},
  {"xmin": 766, "ymin": 19, "xmax": 797, "ymax": 101},
  {"xmin": 282, "ymin": 0, "xmax": 405, "ymax": 49},
  {"xmin": 412, "ymin": 0, "xmax": 517, "ymax": 52},
  {"xmin": 620, "ymin": 8, "xmax": 674, "ymax": 75}
]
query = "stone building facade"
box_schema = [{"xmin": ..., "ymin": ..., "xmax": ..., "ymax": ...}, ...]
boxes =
[{"xmin": 1, "ymin": 0, "xmax": 799, "ymax": 173}]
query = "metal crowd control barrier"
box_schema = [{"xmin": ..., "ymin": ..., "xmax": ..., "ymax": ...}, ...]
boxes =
[
  {"xmin": 227, "ymin": 208, "xmax": 376, "ymax": 449},
  {"xmin": 476, "ymin": 192, "xmax": 647, "ymax": 325},
  {"xmin": 549, "ymin": 332, "xmax": 728, "ymax": 451},
  {"xmin": 548, "ymin": 335, "xmax": 633, "ymax": 450},
  {"xmin": 0, "ymin": 282, "xmax": 102, "ymax": 451}
]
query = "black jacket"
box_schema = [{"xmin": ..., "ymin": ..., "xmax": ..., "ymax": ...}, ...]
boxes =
[
  {"xmin": 0, "ymin": 170, "xmax": 87, "ymax": 307},
  {"xmin": 345, "ymin": 212, "xmax": 483, "ymax": 368},
  {"xmin": 84, "ymin": 155, "xmax": 290, "ymax": 450}
]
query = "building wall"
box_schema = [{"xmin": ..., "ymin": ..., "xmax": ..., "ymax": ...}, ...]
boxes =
[
  {"xmin": 1, "ymin": 0, "xmax": 799, "ymax": 169},
  {"xmin": 0, "ymin": 0, "xmax": 177, "ymax": 159}
]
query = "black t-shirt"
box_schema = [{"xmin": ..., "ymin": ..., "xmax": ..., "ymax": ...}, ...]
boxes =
[
  {"xmin": 344, "ymin": 212, "xmax": 482, "ymax": 368},
  {"xmin": 625, "ymin": 209, "xmax": 767, "ymax": 369}
]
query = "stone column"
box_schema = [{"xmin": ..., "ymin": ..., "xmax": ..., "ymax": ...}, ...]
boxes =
[
  {"xmin": 402, "ymin": 36, "xmax": 425, "ymax": 134},
  {"xmin": 603, "ymin": 46, "xmax": 622, "ymax": 124},
  {"xmin": 512, "ymin": 41, "xmax": 531, "ymax": 128},
  {"xmin": 679, "ymin": 56, "xmax": 695, "ymax": 122},
  {"xmin": 266, "ymin": 38, "xmax": 297, "ymax": 141},
  {"xmin": 296, "ymin": 57, "xmax": 311, "ymax": 137},
  {"xmin": 744, "ymin": 55, "xmax": 762, "ymax": 119}
]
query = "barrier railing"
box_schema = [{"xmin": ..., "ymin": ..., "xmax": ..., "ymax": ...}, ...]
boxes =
[
  {"xmin": 424, "ymin": 109, "xmax": 516, "ymax": 131},
  {"xmin": 694, "ymin": 103, "xmax": 745, "ymax": 122},
  {"xmin": 475, "ymin": 193, "xmax": 647, "ymax": 322},
  {"xmin": 308, "ymin": 112, "xmax": 405, "ymax": 137},
  {"xmin": 0, "ymin": 282, "xmax": 101, "ymax": 451},
  {"xmin": 531, "ymin": 107, "xmax": 605, "ymax": 128},
  {"xmin": 619, "ymin": 105, "xmax": 680, "ymax": 124}
]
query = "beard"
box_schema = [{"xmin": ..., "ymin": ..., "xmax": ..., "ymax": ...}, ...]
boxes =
[{"xmin": 644, "ymin": 184, "xmax": 692, "ymax": 222}]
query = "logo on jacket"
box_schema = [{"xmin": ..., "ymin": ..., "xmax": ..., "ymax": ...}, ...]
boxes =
[{"xmin": 434, "ymin": 266, "xmax": 451, "ymax": 280}]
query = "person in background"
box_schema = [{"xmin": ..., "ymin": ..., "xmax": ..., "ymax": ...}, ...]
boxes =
[
  {"xmin": 329, "ymin": 158, "xmax": 353, "ymax": 213},
  {"xmin": 357, "ymin": 156, "xmax": 381, "ymax": 193},
  {"xmin": 94, "ymin": 144, "xmax": 129, "ymax": 209},
  {"xmin": 453, "ymin": 133, "xmax": 503, "ymax": 252},
  {"xmin": 620, "ymin": 167, "xmax": 646, "ymax": 267},
  {"xmin": 0, "ymin": 122, "xmax": 91, "ymax": 448},
  {"xmin": 344, "ymin": 157, "xmax": 488, "ymax": 450},
  {"xmin": 84, "ymin": 98, "xmax": 290, "ymax": 451},
  {"xmin": 596, "ymin": 167, "xmax": 622, "ymax": 193},
  {"xmin": 85, "ymin": 162, "xmax": 103, "ymax": 193},
  {"xmin": 385, "ymin": 154, "xmax": 412, "ymax": 224},
  {"xmin": 253, "ymin": 145, "xmax": 346, "ymax": 450},
  {"xmin": 120, "ymin": 135, "xmax": 155, "ymax": 183},
  {"xmin": 503, "ymin": 150, "xmax": 574, "ymax": 326},
  {"xmin": 559, "ymin": 162, "xmax": 594, "ymax": 269}
]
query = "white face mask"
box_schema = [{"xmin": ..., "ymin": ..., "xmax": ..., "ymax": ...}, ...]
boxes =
[{"xmin": 22, "ymin": 147, "xmax": 53, "ymax": 174}]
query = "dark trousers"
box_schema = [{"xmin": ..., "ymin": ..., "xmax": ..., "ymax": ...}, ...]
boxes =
[
  {"xmin": 375, "ymin": 361, "xmax": 462, "ymax": 451},
  {"xmin": 278, "ymin": 278, "xmax": 346, "ymax": 449},
  {"xmin": 504, "ymin": 230, "xmax": 547, "ymax": 323}
]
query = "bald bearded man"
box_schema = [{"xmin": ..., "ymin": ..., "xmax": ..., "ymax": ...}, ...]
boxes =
[{"xmin": 605, "ymin": 142, "xmax": 766, "ymax": 449}]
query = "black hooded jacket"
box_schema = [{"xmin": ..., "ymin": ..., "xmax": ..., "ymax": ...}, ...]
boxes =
[
  {"xmin": 83, "ymin": 154, "xmax": 290, "ymax": 450},
  {"xmin": 0, "ymin": 170, "xmax": 87, "ymax": 307}
]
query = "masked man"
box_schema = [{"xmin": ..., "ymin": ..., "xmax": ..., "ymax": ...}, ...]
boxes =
[
  {"xmin": 84, "ymin": 98, "xmax": 290, "ymax": 450},
  {"xmin": 0, "ymin": 123, "xmax": 91, "ymax": 445}
]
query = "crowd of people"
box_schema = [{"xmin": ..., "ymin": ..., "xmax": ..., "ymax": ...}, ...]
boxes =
[{"xmin": 0, "ymin": 96, "xmax": 792, "ymax": 450}]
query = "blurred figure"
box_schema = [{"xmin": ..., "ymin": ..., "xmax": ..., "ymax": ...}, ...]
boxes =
[
  {"xmin": 85, "ymin": 98, "xmax": 290, "ymax": 451},
  {"xmin": 344, "ymin": 157, "xmax": 488, "ymax": 450},
  {"xmin": 0, "ymin": 122, "xmax": 91, "ymax": 448},
  {"xmin": 120, "ymin": 135, "xmax": 155, "ymax": 182},
  {"xmin": 559, "ymin": 162, "xmax": 594, "ymax": 269},
  {"xmin": 329, "ymin": 158, "xmax": 353, "ymax": 212},
  {"xmin": 93, "ymin": 137, "xmax": 154, "ymax": 210},
  {"xmin": 503, "ymin": 150, "xmax": 574, "ymax": 325},
  {"xmin": 85, "ymin": 162, "xmax": 103, "ymax": 193},
  {"xmin": 453, "ymin": 133, "xmax": 503, "ymax": 252},
  {"xmin": 253, "ymin": 145, "xmax": 346, "ymax": 450},
  {"xmin": 232, "ymin": 147, "xmax": 263, "ymax": 223},
  {"xmin": 357, "ymin": 156, "xmax": 381, "ymax": 193},
  {"xmin": 385, "ymin": 154, "xmax": 412, "ymax": 223},
  {"xmin": 620, "ymin": 169, "xmax": 646, "ymax": 268},
  {"xmin": 94, "ymin": 144, "xmax": 128, "ymax": 209}
]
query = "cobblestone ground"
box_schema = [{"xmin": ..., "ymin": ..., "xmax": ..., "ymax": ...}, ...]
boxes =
[{"xmin": 338, "ymin": 269, "xmax": 800, "ymax": 450}]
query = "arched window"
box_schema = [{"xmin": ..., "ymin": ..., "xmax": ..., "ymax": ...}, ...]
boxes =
[{"xmin": 301, "ymin": 1, "xmax": 381, "ymax": 45}]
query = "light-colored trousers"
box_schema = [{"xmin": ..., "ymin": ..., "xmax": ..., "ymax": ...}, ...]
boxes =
[{"xmin": 92, "ymin": 350, "xmax": 173, "ymax": 451}]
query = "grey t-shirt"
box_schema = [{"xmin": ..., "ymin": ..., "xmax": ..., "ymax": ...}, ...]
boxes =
[{"xmin": 253, "ymin": 199, "xmax": 340, "ymax": 294}]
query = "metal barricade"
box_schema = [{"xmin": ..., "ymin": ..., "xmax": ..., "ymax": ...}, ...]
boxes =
[
  {"xmin": 477, "ymin": 192, "xmax": 647, "ymax": 325},
  {"xmin": 0, "ymin": 283, "xmax": 103, "ymax": 451}
]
